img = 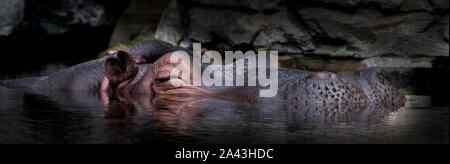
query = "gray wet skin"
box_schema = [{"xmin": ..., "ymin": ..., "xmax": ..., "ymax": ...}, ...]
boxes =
[
  {"xmin": 207, "ymin": 66, "xmax": 406, "ymax": 105},
  {"xmin": 0, "ymin": 40, "xmax": 176, "ymax": 91},
  {"xmin": 1, "ymin": 40, "xmax": 405, "ymax": 106}
]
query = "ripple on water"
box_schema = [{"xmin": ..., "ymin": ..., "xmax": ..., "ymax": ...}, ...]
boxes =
[{"xmin": 0, "ymin": 87, "xmax": 448, "ymax": 144}]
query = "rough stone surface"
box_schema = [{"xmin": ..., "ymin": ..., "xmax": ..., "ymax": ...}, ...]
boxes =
[
  {"xmin": 442, "ymin": 14, "xmax": 449, "ymax": 41},
  {"xmin": 362, "ymin": 57, "xmax": 434, "ymax": 68},
  {"xmin": 0, "ymin": 0, "xmax": 25, "ymax": 37},
  {"xmin": 298, "ymin": 7, "xmax": 447, "ymax": 57},
  {"xmin": 298, "ymin": 0, "xmax": 404, "ymax": 9},
  {"xmin": 155, "ymin": 0, "xmax": 186, "ymax": 46},
  {"xmin": 1, "ymin": 0, "xmax": 131, "ymax": 59},
  {"xmin": 399, "ymin": 0, "xmax": 433, "ymax": 12},
  {"xmin": 190, "ymin": 0, "xmax": 284, "ymax": 12},
  {"xmin": 156, "ymin": 0, "xmax": 449, "ymax": 60},
  {"xmin": 429, "ymin": 0, "xmax": 449, "ymax": 11},
  {"xmin": 24, "ymin": 0, "xmax": 131, "ymax": 35}
]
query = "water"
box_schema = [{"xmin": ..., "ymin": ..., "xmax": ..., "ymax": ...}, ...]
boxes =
[
  {"xmin": 2, "ymin": 0, "xmax": 447, "ymax": 144},
  {"xmin": 0, "ymin": 87, "xmax": 448, "ymax": 144}
]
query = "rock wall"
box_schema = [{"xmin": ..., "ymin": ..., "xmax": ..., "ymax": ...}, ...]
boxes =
[
  {"xmin": 1, "ymin": 0, "xmax": 131, "ymax": 61},
  {"xmin": 23, "ymin": 0, "xmax": 131, "ymax": 35},
  {"xmin": 0, "ymin": 0, "xmax": 25, "ymax": 37},
  {"xmin": 156, "ymin": 0, "xmax": 449, "ymax": 63}
]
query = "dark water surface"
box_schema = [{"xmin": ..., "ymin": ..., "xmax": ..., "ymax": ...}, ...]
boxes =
[{"xmin": 0, "ymin": 86, "xmax": 448, "ymax": 144}]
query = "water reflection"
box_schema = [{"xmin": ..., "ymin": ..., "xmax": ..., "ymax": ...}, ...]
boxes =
[{"xmin": 0, "ymin": 87, "xmax": 448, "ymax": 144}]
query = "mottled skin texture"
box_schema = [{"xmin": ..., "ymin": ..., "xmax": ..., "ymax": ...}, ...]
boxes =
[
  {"xmin": 203, "ymin": 67, "xmax": 405, "ymax": 105},
  {"xmin": 1, "ymin": 40, "xmax": 405, "ymax": 107},
  {"xmin": 273, "ymin": 69, "xmax": 405, "ymax": 104}
]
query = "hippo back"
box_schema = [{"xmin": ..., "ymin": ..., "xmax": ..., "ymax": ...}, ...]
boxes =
[
  {"xmin": 0, "ymin": 56, "xmax": 108, "ymax": 91},
  {"xmin": 274, "ymin": 69, "xmax": 405, "ymax": 105}
]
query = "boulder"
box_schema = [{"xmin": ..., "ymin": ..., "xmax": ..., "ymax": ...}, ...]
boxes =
[
  {"xmin": 428, "ymin": 0, "xmax": 449, "ymax": 12},
  {"xmin": 1, "ymin": 0, "xmax": 131, "ymax": 60},
  {"xmin": 0, "ymin": 0, "xmax": 25, "ymax": 37},
  {"xmin": 297, "ymin": 7, "xmax": 448, "ymax": 57},
  {"xmin": 156, "ymin": 0, "xmax": 449, "ymax": 61},
  {"xmin": 185, "ymin": 6, "xmax": 313, "ymax": 53},
  {"xmin": 155, "ymin": 0, "xmax": 187, "ymax": 46},
  {"xmin": 297, "ymin": 0, "xmax": 404, "ymax": 9},
  {"xmin": 24, "ymin": 0, "xmax": 131, "ymax": 35},
  {"xmin": 190, "ymin": 0, "xmax": 284, "ymax": 12},
  {"xmin": 399, "ymin": 0, "xmax": 432, "ymax": 12},
  {"xmin": 442, "ymin": 14, "xmax": 449, "ymax": 41}
]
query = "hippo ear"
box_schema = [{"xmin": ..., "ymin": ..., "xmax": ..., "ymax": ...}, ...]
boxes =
[{"xmin": 105, "ymin": 50, "xmax": 138, "ymax": 85}]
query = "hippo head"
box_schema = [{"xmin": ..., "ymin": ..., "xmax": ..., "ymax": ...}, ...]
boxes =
[
  {"xmin": 100, "ymin": 50, "xmax": 212, "ymax": 109},
  {"xmin": 103, "ymin": 50, "xmax": 139, "ymax": 93}
]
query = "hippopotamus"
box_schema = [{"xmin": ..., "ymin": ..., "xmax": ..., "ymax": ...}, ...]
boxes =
[{"xmin": 0, "ymin": 40, "xmax": 405, "ymax": 108}]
